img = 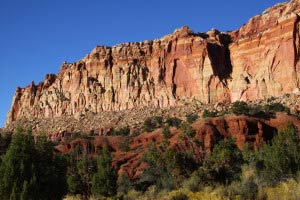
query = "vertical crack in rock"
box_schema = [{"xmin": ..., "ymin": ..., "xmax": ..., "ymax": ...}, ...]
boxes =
[
  {"xmin": 293, "ymin": 13, "xmax": 300, "ymax": 87},
  {"xmin": 172, "ymin": 59, "xmax": 178, "ymax": 99}
]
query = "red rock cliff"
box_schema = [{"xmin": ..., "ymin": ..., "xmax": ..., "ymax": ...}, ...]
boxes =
[
  {"xmin": 5, "ymin": 0, "xmax": 300, "ymax": 126},
  {"xmin": 229, "ymin": 0, "xmax": 300, "ymax": 101}
]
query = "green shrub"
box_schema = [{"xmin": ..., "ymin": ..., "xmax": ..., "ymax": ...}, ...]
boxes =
[
  {"xmin": 199, "ymin": 138, "xmax": 243, "ymax": 185},
  {"xmin": 232, "ymin": 101, "xmax": 249, "ymax": 115},
  {"xmin": 218, "ymin": 110, "xmax": 230, "ymax": 116},
  {"xmin": 143, "ymin": 116, "xmax": 163, "ymax": 132},
  {"xmin": 241, "ymin": 143, "xmax": 256, "ymax": 164},
  {"xmin": 226, "ymin": 179, "xmax": 258, "ymax": 200},
  {"xmin": 182, "ymin": 172, "xmax": 201, "ymax": 192},
  {"xmin": 117, "ymin": 174, "xmax": 132, "ymax": 195},
  {"xmin": 92, "ymin": 148, "xmax": 117, "ymax": 197},
  {"xmin": 166, "ymin": 117, "xmax": 182, "ymax": 128},
  {"xmin": 202, "ymin": 109, "xmax": 217, "ymax": 118},
  {"xmin": 186, "ymin": 113, "xmax": 199, "ymax": 123},
  {"xmin": 138, "ymin": 143, "xmax": 197, "ymax": 191},
  {"xmin": 66, "ymin": 154, "xmax": 96, "ymax": 197},
  {"xmin": 162, "ymin": 125, "xmax": 171, "ymax": 140},
  {"xmin": 170, "ymin": 192, "xmax": 189, "ymax": 200},
  {"xmin": 256, "ymin": 125, "xmax": 300, "ymax": 185},
  {"xmin": 264, "ymin": 102, "xmax": 290, "ymax": 114},
  {"xmin": 154, "ymin": 116, "xmax": 163, "ymax": 126},
  {"xmin": 247, "ymin": 104, "xmax": 265, "ymax": 116},
  {"xmin": 131, "ymin": 129, "xmax": 140, "ymax": 137},
  {"xmin": 180, "ymin": 122, "xmax": 196, "ymax": 138},
  {"xmin": 110, "ymin": 126, "xmax": 130, "ymax": 136}
]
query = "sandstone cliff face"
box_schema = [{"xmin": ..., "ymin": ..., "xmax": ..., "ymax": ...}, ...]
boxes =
[
  {"xmin": 229, "ymin": 0, "xmax": 300, "ymax": 101},
  {"xmin": 5, "ymin": 0, "xmax": 300, "ymax": 127},
  {"xmin": 6, "ymin": 27, "xmax": 232, "ymax": 126}
]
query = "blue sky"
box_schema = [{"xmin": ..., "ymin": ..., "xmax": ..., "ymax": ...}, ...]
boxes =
[{"xmin": 0, "ymin": 0, "xmax": 285, "ymax": 127}]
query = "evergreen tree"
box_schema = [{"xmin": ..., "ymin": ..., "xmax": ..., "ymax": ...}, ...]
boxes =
[
  {"xmin": 256, "ymin": 125, "xmax": 300, "ymax": 185},
  {"xmin": 138, "ymin": 143, "xmax": 197, "ymax": 191},
  {"xmin": 117, "ymin": 173, "xmax": 132, "ymax": 195},
  {"xmin": 0, "ymin": 128, "xmax": 68, "ymax": 200},
  {"xmin": 0, "ymin": 128, "xmax": 35, "ymax": 199},
  {"xmin": 34, "ymin": 134, "xmax": 68, "ymax": 199},
  {"xmin": 92, "ymin": 147, "xmax": 117, "ymax": 197},
  {"xmin": 199, "ymin": 137, "xmax": 243, "ymax": 185},
  {"xmin": 66, "ymin": 146, "xmax": 96, "ymax": 198}
]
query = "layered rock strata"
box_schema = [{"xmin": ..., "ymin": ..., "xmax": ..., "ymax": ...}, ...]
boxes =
[{"xmin": 5, "ymin": 0, "xmax": 300, "ymax": 127}]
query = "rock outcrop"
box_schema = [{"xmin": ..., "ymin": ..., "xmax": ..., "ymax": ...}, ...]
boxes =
[
  {"xmin": 5, "ymin": 0, "xmax": 300, "ymax": 127},
  {"xmin": 55, "ymin": 113, "xmax": 300, "ymax": 179},
  {"xmin": 229, "ymin": 0, "xmax": 300, "ymax": 101}
]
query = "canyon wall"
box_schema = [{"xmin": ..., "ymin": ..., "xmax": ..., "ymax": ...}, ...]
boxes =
[{"xmin": 5, "ymin": 0, "xmax": 300, "ymax": 127}]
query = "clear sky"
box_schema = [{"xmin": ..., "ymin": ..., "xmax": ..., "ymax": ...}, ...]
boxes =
[{"xmin": 0, "ymin": 0, "xmax": 285, "ymax": 127}]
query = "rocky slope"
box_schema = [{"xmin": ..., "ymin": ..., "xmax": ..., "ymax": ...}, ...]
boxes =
[
  {"xmin": 5, "ymin": 0, "xmax": 300, "ymax": 130},
  {"xmin": 55, "ymin": 113, "xmax": 300, "ymax": 179}
]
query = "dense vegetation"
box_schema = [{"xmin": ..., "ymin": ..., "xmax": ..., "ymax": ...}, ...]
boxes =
[
  {"xmin": 64, "ymin": 124, "xmax": 300, "ymax": 200},
  {"xmin": 202, "ymin": 101, "xmax": 290, "ymax": 118},
  {"xmin": 0, "ymin": 128, "xmax": 67, "ymax": 200},
  {"xmin": 0, "ymin": 128, "xmax": 117, "ymax": 200},
  {"xmin": 119, "ymin": 124, "xmax": 300, "ymax": 200}
]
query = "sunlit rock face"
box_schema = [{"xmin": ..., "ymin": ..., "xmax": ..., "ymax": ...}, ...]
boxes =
[
  {"xmin": 5, "ymin": 0, "xmax": 300, "ymax": 127},
  {"xmin": 5, "ymin": 26, "xmax": 232, "ymax": 126},
  {"xmin": 229, "ymin": 0, "xmax": 300, "ymax": 101}
]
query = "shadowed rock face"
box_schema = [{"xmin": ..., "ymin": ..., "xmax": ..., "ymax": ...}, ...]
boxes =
[{"xmin": 5, "ymin": 0, "xmax": 300, "ymax": 127}]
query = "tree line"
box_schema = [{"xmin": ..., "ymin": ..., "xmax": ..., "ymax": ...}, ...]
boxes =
[
  {"xmin": 0, "ymin": 127, "xmax": 117, "ymax": 200},
  {"xmin": 1, "ymin": 123, "xmax": 300, "ymax": 199}
]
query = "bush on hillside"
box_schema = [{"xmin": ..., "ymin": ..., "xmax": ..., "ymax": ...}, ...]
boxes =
[
  {"xmin": 162, "ymin": 125, "xmax": 171, "ymax": 140},
  {"xmin": 92, "ymin": 148, "xmax": 117, "ymax": 197},
  {"xmin": 166, "ymin": 117, "xmax": 182, "ymax": 128},
  {"xmin": 231, "ymin": 101, "xmax": 250, "ymax": 115},
  {"xmin": 199, "ymin": 138, "xmax": 243, "ymax": 185},
  {"xmin": 186, "ymin": 113, "xmax": 199, "ymax": 123},
  {"xmin": 117, "ymin": 173, "xmax": 132, "ymax": 195},
  {"xmin": 264, "ymin": 102, "xmax": 290, "ymax": 114},
  {"xmin": 138, "ymin": 143, "xmax": 197, "ymax": 191},
  {"xmin": 109, "ymin": 126, "xmax": 130, "ymax": 136},
  {"xmin": 202, "ymin": 109, "xmax": 217, "ymax": 118},
  {"xmin": 143, "ymin": 116, "xmax": 163, "ymax": 132},
  {"xmin": 180, "ymin": 122, "xmax": 196, "ymax": 138},
  {"xmin": 256, "ymin": 125, "xmax": 300, "ymax": 185}
]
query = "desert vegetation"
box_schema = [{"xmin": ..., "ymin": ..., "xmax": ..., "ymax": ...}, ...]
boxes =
[
  {"xmin": 202, "ymin": 101, "xmax": 290, "ymax": 118},
  {"xmin": 0, "ymin": 109, "xmax": 299, "ymax": 199},
  {"xmin": 117, "ymin": 125, "xmax": 300, "ymax": 200}
]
